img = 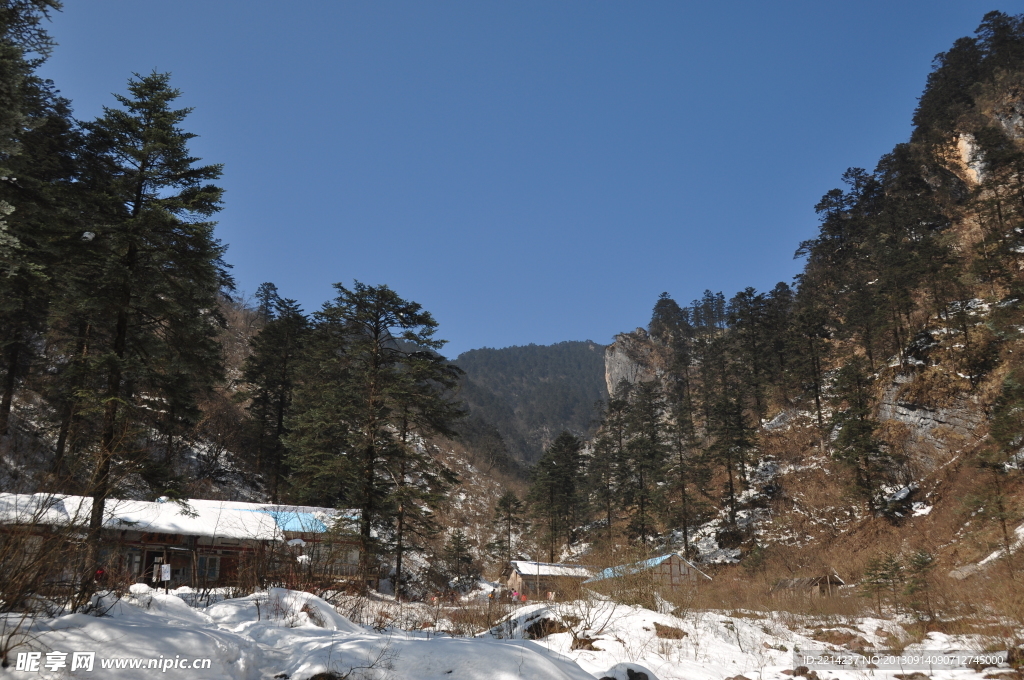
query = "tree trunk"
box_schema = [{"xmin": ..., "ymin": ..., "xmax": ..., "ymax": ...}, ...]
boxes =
[
  {"xmin": 0, "ymin": 344, "xmax": 20, "ymax": 436},
  {"xmin": 358, "ymin": 442, "xmax": 375, "ymax": 595},
  {"xmin": 51, "ymin": 404, "xmax": 73, "ymax": 480},
  {"xmin": 52, "ymin": 323, "xmax": 91, "ymax": 482},
  {"xmin": 87, "ymin": 239, "xmax": 136, "ymax": 586},
  {"xmin": 394, "ymin": 501, "xmax": 405, "ymax": 601}
]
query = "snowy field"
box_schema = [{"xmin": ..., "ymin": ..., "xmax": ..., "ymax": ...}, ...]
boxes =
[{"xmin": 0, "ymin": 586, "xmax": 1013, "ymax": 680}]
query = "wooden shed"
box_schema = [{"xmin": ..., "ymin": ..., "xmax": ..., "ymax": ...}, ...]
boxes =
[
  {"xmin": 502, "ymin": 560, "xmax": 593, "ymax": 599},
  {"xmin": 771, "ymin": 574, "xmax": 845, "ymax": 598},
  {"xmin": 584, "ymin": 553, "xmax": 711, "ymax": 592}
]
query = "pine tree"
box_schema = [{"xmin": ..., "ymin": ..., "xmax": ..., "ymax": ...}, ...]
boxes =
[
  {"xmin": 587, "ymin": 394, "xmax": 627, "ymax": 543},
  {"xmin": 387, "ymin": 347, "xmax": 461, "ymax": 600},
  {"xmin": 664, "ymin": 399, "xmax": 708, "ymax": 558},
  {"xmin": 442, "ymin": 529, "xmax": 477, "ymax": 590},
  {"xmin": 0, "ymin": 1, "xmax": 60, "ymax": 166},
  {"xmin": 829, "ymin": 357, "xmax": 899, "ymax": 513},
  {"xmin": 860, "ymin": 552, "xmax": 905, "ymax": 615},
  {"xmin": 528, "ymin": 430, "xmax": 584, "ymax": 561},
  {"xmin": 620, "ymin": 381, "xmax": 665, "ymax": 546},
  {"xmin": 708, "ymin": 391, "xmax": 751, "ymax": 527},
  {"xmin": 727, "ymin": 287, "xmax": 770, "ymax": 424},
  {"xmin": 72, "ymin": 72, "xmax": 230, "ymax": 574},
  {"xmin": 488, "ymin": 489, "xmax": 526, "ymax": 566},
  {"xmin": 285, "ymin": 281, "xmax": 462, "ymax": 591},
  {"xmin": 904, "ymin": 549, "xmax": 936, "ymax": 620},
  {"xmin": 0, "ymin": 1, "xmax": 69, "ymax": 437},
  {"xmin": 241, "ymin": 285, "xmax": 308, "ymax": 502}
]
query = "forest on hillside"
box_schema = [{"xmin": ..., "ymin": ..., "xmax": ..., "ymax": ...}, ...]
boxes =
[
  {"xmin": 455, "ymin": 341, "xmax": 607, "ymax": 465},
  {"xmin": 521, "ymin": 10, "xmax": 1024, "ymax": 598},
  {"xmin": 4, "ymin": 0, "xmax": 1024, "ymax": 618},
  {"xmin": 0, "ymin": 1, "xmax": 475, "ymax": 594}
]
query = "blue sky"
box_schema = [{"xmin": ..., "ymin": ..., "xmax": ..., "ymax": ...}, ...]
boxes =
[{"xmin": 39, "ymin": 1, "xmax": 1016, "ymax": 357}]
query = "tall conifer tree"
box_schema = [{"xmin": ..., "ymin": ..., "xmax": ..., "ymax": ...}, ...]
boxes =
[
  {"xmin": 74, "ymin": 73, "xmax": 230, "ymax": 571},
  {"xmin": 286, "ymin": 282, "xmax": 462, "ymax": 591}
]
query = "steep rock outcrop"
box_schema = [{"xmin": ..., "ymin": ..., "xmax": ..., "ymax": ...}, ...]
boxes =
[
  {"xmin": 604, "ymin": 329, "xmax": 658, "ymax": 394},
  {"xmin": 877, "ymin": 376, "xmax": 986, "ymax": 462}
]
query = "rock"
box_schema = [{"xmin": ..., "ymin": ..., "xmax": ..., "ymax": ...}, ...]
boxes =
[
  {"xmin": 877, "ymin": 382, "xmax": 983, "ymax": 458},
  {"xmin": 604, "ymin": 329, "xmax": 658, "ymax": 393},
  {"xmin": 597, "ymin": 663, "xmax": 658, "ymax": 680},
  {"xmin": 654, "ymin": 622, "xmax": 687, "ymax": 639},
  {"xmin": 571, "ymin": 636, "xmax": 601, "ymax": 651},
  {"xmin": 524, "ymin": 616, "xmax": 568, "ymax": 639}
]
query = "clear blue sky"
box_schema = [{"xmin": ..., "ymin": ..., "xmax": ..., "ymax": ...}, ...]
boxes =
[{"xmin": 38, "ymin": 1, "xmax": 1015, "ymax": 357}]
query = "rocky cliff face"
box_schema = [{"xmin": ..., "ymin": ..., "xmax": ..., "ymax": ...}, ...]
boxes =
[
  {"xmin": 877, "ymin": 376, "xmax": 986, "ymax": 464},
  {"xmin": 604, "ymin": 328, "xmax": 659, "ymax": 394}
]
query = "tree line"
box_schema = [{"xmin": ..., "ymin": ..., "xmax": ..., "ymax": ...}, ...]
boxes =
[
  {"xmin": 519, "ymin": 11, "xmax": 1024, "ymax": 565},
  {"xmin": 0, "ymin": 1, "xmax": 465, "ymax": 595}
]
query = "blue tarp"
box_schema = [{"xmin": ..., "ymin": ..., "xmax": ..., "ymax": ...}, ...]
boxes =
[
  {"xmin": 261, "ymin": 510, "xmax": 328, "ymax": 533},
  {"xmin": 584, "ymin": 554, "xmax": 683, "ymax": 584}
]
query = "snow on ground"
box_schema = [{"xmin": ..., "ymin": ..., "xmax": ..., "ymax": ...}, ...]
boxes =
[
  {"xmin": 484, "ymin": 600, "xmax": 1011, "ymax": 680},
  {"xmin": 2, "ymin": 588, "xmax": 615, "ymax": 679},
  {"xmin": 2, "ymin": 588, "xmax": 1014, "ymax": 680}
]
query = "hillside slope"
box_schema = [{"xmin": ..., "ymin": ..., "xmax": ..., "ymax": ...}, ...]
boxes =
[
  {"xmin": 581, "ymin": 12, "xmax": 1024, "ymax": 592},
  {"xmin": 455, "ymin": 341, "xmax": 608, "ymax": 464}
]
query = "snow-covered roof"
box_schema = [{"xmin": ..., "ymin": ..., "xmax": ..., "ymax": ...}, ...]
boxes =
[
  {"xmin": 510, "ymin": 561, "xmax": 592, "ymax": 578},
  {"xmin": 0, "ymin": 493, "xmax": 73, "ymax": 526},
  {"xmin": 0, "ymin": 494, "xmax": 356, "ymax": 542},
  {"xmin": 584, "ymin": 553, "xmax": 711, "ymax": 583}
]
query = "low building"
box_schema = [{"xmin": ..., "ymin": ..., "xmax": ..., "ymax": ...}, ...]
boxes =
[
  {"xmin": 771, "ymin": 574, "xmax": 845, "ymax": 598},
  {"xmin": 502, "ymin": 560, "xmax": 593, "ymax": 599},
  {"xmin": 584, "ymin": 553, "xmax": 711, "ymax": 592},
  {"xmin": 0, "ymin": 493, "xmax": 361, "ymax": 589}
]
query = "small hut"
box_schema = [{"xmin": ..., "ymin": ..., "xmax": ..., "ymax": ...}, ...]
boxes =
[
  {"xmin": 502, "ymin": 561, "xmax": 592, "ymax": 599},
  {"xmin": 771, "ymin": 573, "xmax": 845, "ymax": 598},
  {"xmin": 584, "ymin": 553, "xmax": 711, "ymax": 593}
]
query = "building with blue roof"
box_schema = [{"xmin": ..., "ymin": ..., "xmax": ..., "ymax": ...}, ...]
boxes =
[{"xmin": 584, "ymin": 553, "xmax": 711, "ymax": 592}]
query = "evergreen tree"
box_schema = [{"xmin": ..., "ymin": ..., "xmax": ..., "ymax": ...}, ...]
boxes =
[
  {"xmin": 619, "ymin": 381, "xmax": 665, "ymax": 546},
  {"xmin": 488, "ymin": 489, "xmax": 526, "ymax": 565},
  {"xmin": 829, "ymin": 357, "xmax": 900, "ymax": 513},
  {"xmin": 73, "ymin": 73, "xmax": 230, "ymax": 571},
  {"xmin": 664, "ymin": 399, "xmax": 708, "ymax": 558},
  {"xmin": 0, "ymin": 0, "xmax": 60, "ymax": 166},
  {"xmin": 587, "ymin": 394, "xmax": 628, "ymax": 543},
  {"xmin": 241, "ymin": 284, "xmax": 308, "ymax": 502},
  {"xmin": 0, "ymin": 0, "xmax": 68, "ymax": 437},
  {"xmin": 727, "ymin": 287, "xmax": 770, "ymax": 424},
  {"xmin": 763, "ymin": 282, "xmax": 794, "ymax": 395},
  {"xmin": 904, "ymin": 549, "xmax": 936, "ymax": 620},
  {"xmin": 860, "ymin": 552, "xmax": 905, "ymax": 615},
  {"xmin": 387, "ymin": 346, "xmax": 461, "ymax": 600},
  {"xmin": 285, "ymin": 281, "xmax": 462, "ymax": 591},
  {"xmin": 649, "ymin": 292, "xmax": 689, "ymax": 345},
  {"xmin": 708, "ymin": 391, "xmax": 751, "ymax": 527},
  {"xmin": 441, "ymin": 529, "xmax": 478, "ymax": 590},
  {"xmin": 528, "ymin": 430, "xmax": 584, "ymax": 561}
]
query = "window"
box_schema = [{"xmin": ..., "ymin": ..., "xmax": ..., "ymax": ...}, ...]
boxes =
[{"xmin": 197, "ymin": 556, "xmax": 220, "ymax": 581}]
